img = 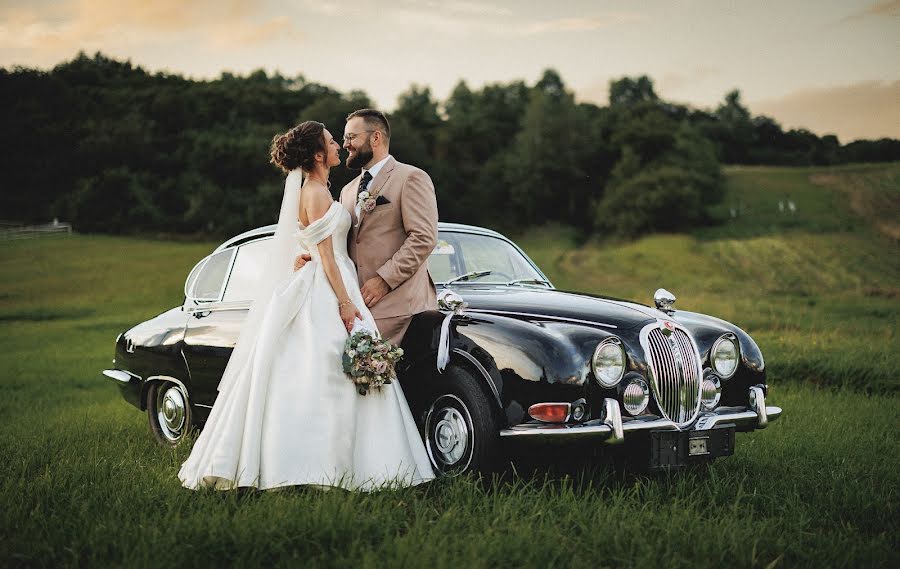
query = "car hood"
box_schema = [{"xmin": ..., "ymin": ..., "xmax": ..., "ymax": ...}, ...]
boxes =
[{"xmin": 455, "ymin": 287, "xmax": 667, "ymax": 331}]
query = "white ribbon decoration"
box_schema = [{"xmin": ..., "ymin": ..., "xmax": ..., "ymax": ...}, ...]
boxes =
[{"xmin": 436, "ymin": 291, "xmax": 466, "ymax": 372}]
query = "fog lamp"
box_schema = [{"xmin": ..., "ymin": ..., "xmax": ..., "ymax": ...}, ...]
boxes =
[
  {"xmin": 570, "ymin": 401, "xmax": 587, "ymax": 422},
  {"xmin": 701, "ymin": 375, "xmax": 722, "ymax": 410},
  {"xmin": 622, "ymin": 377, "xmax": 650, "ymax": 416}
]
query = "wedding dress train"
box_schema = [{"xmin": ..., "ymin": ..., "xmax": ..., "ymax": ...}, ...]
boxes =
[{"xmin": 178, "ymin": 200, "xmax": 435, "ymax": 491}]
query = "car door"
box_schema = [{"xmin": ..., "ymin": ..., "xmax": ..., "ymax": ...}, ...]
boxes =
[{"xmin": 182, "ymin": 238, "xmax": 271, "ymax": 407}]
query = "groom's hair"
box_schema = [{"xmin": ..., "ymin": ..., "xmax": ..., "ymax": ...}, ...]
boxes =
[{"xmin": 347, "ymin": 109, "xmax": 391, "ymax": 142}]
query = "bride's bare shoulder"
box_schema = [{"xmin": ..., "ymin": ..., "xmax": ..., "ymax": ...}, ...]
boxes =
[{"xmin": 301, "ymin": 182, "xmax": 334, "ymax": 224}]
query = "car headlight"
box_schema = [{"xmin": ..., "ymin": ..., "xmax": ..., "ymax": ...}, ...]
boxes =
[
  {"xmin": 622, "ymin": 377, "xmax": 650, "ymax": 415},
  {"xmin": 711, "ymin": 334, "xmax": 739, "ymax": 379},
  {"xmin": 592, "ymin": 338, "xmax": 626, "ymax": 387}
]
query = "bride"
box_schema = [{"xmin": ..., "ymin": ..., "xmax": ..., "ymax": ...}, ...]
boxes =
[{"xmin": 178, "ymin": 121, "xmax": 435, "ymax": 491}]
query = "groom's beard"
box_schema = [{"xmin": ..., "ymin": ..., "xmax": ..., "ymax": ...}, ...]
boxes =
[{"xmin": 347, "ymin": 146, "xmax": 374, "ymax": 170}]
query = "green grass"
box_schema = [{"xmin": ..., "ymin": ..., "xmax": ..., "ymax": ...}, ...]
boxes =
[{"xmin": 2, "ymin": 165, "xmax": 898, "ymax": 568}]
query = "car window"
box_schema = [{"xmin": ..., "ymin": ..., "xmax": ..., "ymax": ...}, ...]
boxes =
[
  {"xmin": 222, "ymin": 239, "xmax": 271, "ymax": 303},
  {"xmin": 189, "ymin": 249, "xmax": 235, "ymax": 302},
  {"xmin": 427, "ymin": 237, "xmax": 460, "ymax": 283},
  {"xmin": 429, "ymin": 232, "xmax": 543, "ymax": 284}
]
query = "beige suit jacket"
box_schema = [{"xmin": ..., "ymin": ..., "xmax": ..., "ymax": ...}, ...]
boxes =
[{"xmin": 339, "ymin": 156, "xmax": 438, "ymax": 320}]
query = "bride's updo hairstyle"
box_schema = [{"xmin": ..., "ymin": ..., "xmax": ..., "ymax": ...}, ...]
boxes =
[{"xmin": 270, "ymin": 121, "xmax": 326, "ymax": 173}]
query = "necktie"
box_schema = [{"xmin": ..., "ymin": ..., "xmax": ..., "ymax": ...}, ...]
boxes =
[
  {"xmin": 358, "ymin": 171, "xmax": 373, "ymax": 194},
  {"xmin": 355, "ymin": 171, "xmax": 373, "ymax": 226}
]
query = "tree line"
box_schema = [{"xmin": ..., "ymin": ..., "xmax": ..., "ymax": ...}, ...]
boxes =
[{"xmin": 2, "ymin": 52, "xmax": 897, "ymax": 238}]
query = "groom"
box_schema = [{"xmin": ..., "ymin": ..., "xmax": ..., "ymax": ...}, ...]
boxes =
[{"xmin": 296, "ymin": 109, "xmax": 438, "ymax": 345}]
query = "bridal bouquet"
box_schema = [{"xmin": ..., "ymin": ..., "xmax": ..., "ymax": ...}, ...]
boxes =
[{"xmin": 342, "ymin": 319, "xmax": 404, "ymax": 396}]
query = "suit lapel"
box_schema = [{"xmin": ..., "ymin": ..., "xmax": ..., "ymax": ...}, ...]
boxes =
[
  {"xmin": 357, "ymin": 157, "xmax": 396, "ymax": 231},
  {"xmin": 343, "ymin": 174, "xmax": 362, "ymax": 228}
]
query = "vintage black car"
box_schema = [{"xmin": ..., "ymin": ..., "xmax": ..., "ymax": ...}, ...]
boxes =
[{"xmin": 103, "ymin": 222, "xmax": 781, "ymax": 473}]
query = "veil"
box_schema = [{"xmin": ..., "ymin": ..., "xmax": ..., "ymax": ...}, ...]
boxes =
[{"xmin": 216, "ymin": 169, "xmax": 304, "ymax": 393}]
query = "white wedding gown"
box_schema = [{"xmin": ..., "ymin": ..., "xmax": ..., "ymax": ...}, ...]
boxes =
[{"xmin": 178, "ymin": 201, "xmax": 435, "ymax": 491}]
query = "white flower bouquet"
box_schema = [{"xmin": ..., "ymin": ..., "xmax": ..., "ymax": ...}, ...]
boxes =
[{"xmin": 342, "ymin": 319, "xmax": 404, "ymax": 395}]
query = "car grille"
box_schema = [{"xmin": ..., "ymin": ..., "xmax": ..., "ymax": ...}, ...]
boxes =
[{"xmin": 643, "ymin": 324, "xmax": 702, "ymax": 426}]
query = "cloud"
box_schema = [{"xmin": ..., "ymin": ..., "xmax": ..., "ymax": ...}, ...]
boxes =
[
  {"xmin": 209, "ymin": 16, "xmax": 302, "ymax": 48},
  {"xmin": 438, "ymin": 1, "xmax": 511, "ymax": 17},
  {"xmin": 300, "ymin": 0, "xmax": 375, "ymax": 17},
  {"xmin": 0, "ymin": 0, "xmax": 302, "ymax": 54},
  {"xmin": 841, "ymin": 0, "xmax": 900, "ymax": 22},
  {"xmin": 517, "ymin": 13, "xmax": 643, "ymax": 35},
  {"xmin": 751, "ymin": 80, "xmax": 900, "ymax": 142},
  {"xmin": 384, "ymin": 6, "xmax": 643, "ymax": 38},
  {"xmin": 657, "ymin": 66, "xmax": 721, "ymax": 94}
]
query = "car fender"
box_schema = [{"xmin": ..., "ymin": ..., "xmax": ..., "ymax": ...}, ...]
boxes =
[{"xmin": 114, "ymin": 307, "xmax": 191, "ymax": 410}]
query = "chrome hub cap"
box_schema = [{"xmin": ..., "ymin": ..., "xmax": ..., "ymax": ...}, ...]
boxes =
[
  {"xmin": 157, "ymin": 385, "xmax": 186, "ymax": 441},
  {"xmin": 425, "ymin": 395, "xmax": 474, "ymax": 474}
]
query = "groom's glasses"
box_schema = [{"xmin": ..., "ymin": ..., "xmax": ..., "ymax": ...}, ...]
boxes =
[{"xmin": 343, "ymin": 130, "xmax": 375, "ymax": 144}]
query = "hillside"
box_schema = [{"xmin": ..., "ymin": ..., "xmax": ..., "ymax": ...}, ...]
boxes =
[{"xmin": 514, "ymin": 163, "xmax": 899, "ymax": 393}]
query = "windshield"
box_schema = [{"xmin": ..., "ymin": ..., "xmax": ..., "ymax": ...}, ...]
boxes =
[{"xmin": 427, "ymin": 231, "xmax": 549, "ymax": 286}]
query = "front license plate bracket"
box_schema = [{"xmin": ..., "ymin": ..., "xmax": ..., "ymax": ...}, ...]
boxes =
[{"xmin": 647, "ymin": 426, "xmax": 735, "ymax": 470}]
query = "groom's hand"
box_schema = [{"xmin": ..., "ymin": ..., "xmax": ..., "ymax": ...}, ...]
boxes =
[
  {"xmin": 361, "ymin": 276, "xmax": 390, "ymax": 307},
  {"xmin": 293, "ymin": 253, "xmax": 312, "ymax": 271}
]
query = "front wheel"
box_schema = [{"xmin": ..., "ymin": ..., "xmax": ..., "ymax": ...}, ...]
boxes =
[
  {"xmin": 423, "ymin": 365, "xmax": 502, "ymax": 475},
  {"xmin": 147, "ymin": 381, "xmax": 193, "ymax": 445}
]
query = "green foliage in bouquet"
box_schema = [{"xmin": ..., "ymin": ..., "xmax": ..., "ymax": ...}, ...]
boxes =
[{"xmin": 342, "ymin": 331, "xmax": 404, "ymax": 396}]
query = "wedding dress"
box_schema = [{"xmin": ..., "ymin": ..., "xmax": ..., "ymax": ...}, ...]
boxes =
[{"xmin": 178, "ymin": 171, "xmax": 435, "ymax": 491}]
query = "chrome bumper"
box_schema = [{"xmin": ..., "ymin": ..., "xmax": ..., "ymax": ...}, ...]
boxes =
[
  {"xmin": 500, "ymin": 386, "xmax": 781, "ymax": 445},
  {"xmin": 102, "ymin": 369, "xmax": 141, "ymax": 383}
]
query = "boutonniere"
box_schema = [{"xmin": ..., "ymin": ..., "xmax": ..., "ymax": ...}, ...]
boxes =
[{"xmin": 356, "ymin": 190, "xmax": 377, "ymax": 214}]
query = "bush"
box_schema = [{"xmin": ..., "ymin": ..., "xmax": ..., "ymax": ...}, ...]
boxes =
[{"xmin": 594, "ymin": 166, "xmax": 707, "ymax": 237}]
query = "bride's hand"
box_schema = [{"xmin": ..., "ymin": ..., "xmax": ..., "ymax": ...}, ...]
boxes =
[
  {"xmin": 294, "ymin": 253, "xmax": 312, "ymax": 272},
  {"xmin": 339, "ymin": 301, "xmax": 363, "ymax": 333}
]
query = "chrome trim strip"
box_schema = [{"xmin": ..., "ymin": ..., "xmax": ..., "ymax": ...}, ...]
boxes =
[
  {"xmin": 194, "ymin": 403, "xmax": 213, "ymax": 409},
  {"xmin": 465, "ymin": 309, "xmax": 618, "ymax": 329},
  {"xmin": 145, "ymin": 375, "xmax": 191, "ymax": 406},
  {"xmin": 452, "ymin": 348, "xmax": 502, "ymax": 405},
  {"xmin": 180, "ymin": 349, "xmax": 193, "ymax": 383},
  {"xmin": 185, "ymin": 301, "xmax": 251, "ymax": 314},
  {"xmin": 102, "ymin": 369, "xmax": 140, "ymax": 383}
]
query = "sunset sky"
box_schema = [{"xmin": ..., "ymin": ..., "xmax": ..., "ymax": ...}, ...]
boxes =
[{"xmin": 1, "ymin": 0, "xmax": 897, "ymax": 141}]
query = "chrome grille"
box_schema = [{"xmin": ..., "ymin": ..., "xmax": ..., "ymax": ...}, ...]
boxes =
[{"xmin": 642, "ymin": 324, "xmax": 702, "ymax": 426}]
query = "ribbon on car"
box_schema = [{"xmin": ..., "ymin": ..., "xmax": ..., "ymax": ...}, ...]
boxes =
[{"xmin": 436, "ymin": 290, "xmax": 467, "ymax": 372}]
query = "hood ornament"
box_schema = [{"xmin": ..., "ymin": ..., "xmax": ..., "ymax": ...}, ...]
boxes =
[{"xmin": 654, "ymin": 288, "xmax": 676, "ymax": 315}]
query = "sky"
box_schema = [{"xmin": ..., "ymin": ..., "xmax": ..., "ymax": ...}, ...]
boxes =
[{"xmin": 1, "ymin": 0, "xmax": 898, "ymax": 142}]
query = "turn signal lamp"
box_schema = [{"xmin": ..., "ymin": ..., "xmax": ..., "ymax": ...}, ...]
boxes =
[{"xmin": 528, "ymin": 402, "xmax": 570, "ymax": 423}]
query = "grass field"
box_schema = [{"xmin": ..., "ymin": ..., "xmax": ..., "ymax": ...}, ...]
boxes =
[{"xmin": 1, "ymin": 164, "xmax": 898, "ymax": 568}]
